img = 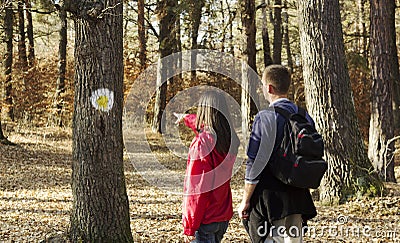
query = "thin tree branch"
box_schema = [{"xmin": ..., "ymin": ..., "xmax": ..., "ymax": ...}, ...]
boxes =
[
  {"xmin": 126, "ymin": 1, "xmax": 159, "ymax": 40},
  {"xmin": 0, "ymin": 0, "xmax": 12, "ymax": 12}
]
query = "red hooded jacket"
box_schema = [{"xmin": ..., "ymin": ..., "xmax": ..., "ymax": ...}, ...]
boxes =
[{"xmin": 182, "ymin": 114, "xmax": 236, "ymax": 236}]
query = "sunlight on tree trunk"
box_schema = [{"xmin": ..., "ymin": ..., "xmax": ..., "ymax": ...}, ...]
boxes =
[
  {"xmin": 368, "ymin": 0, "xmax": 397, "ymax": 182},
  {"xmin": 298, "ymin": 0, "xmax": 382, "ymax": 205}
]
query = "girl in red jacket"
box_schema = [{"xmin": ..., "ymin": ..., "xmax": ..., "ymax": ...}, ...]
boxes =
[{"xmin": 175, "ymin": 90, "xmax": 239, "ymax": 243}]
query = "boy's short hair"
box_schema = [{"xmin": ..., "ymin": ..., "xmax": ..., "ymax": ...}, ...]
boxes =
[{"xmin": 262, "ymin": 65, "xmax": 291, "ymax": 95}]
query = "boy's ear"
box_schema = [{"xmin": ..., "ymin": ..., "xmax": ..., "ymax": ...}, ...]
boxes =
[{"xmin": 267, "ymin": 84, "xmax": 274, "ymax": 94}]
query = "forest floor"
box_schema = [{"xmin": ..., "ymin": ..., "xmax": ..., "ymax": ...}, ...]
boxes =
[{"xmin": 0, "ymin": 125, "xmax": 399, "ymax": 243}]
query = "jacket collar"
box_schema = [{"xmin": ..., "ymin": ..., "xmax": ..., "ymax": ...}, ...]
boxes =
[{"xmin": 269, "ymin": 98, "xmax": 290, "ymax": 107}]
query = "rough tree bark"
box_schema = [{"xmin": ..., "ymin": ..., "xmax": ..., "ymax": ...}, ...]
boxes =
[
  {"xmin": 368, "ymin": 0, "xmax": 397, "ymax": 182},
  {"xmin": 260, "ymin": 0, "xmax": 273, "ymax": 67},
  {"xmin": 17, "ymin": 0, "xmax": 28, "ymax": 69},
  {"xmin": 282, "ymin": 0, "xmax": 294, "ymax": 101},
  {"xmin": 272, "ymin": 0, "xmax": 282, "ymax": 64},
  {"xmin": 226, "ymin": 0, "xmax": 235, "ymax": 55},
  {"xmin": 241, "ymin": 0, "xmax": 259, "ymax": 137},
  {"xmin": 25, "ymin": 0, "xmax": 35, "ymax": 67},
  {"xmin": 54, "ymin": 7, "xmax": 67, "ymax": 126},
  {"xmin": 152, "ymin": 0, "xmax": 177, "ymax": 133},
  {"xmin": 138, "ymin": 0, "xmax": 146, "ymax": 70},
  {"xmin": 189, "ymin": 0, "xmax": 205, "ymax": 83},
  {"xmin": 282, "ymin": 1, "xmax": 292, "ymax": 72},
  {"xmin": 4, "ymin": 0, "xmax": 14, "ymax": 121},
  {"xmin": 1, "ymin": 0, "xmax": 14, "ymax": 138},
  {"xmin": 61, "ymin": 1, "xmax": 133, "ymax": 241},
  {"xmin": 357, "ymin": 0, "xmax": 368, "ymax": 60},
  {"xmin": 298, "ymin": 0, "xmax": 382, "ymax": 205}
]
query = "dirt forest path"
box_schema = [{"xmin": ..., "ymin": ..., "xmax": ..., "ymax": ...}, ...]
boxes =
[{"xmin": 0, "ymin": 126, "xmax": 399, "ymax": 242}]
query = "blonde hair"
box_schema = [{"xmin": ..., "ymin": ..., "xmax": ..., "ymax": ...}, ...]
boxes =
[{"xmin": 196, "ymin": 90, "xmax": 239, "ymax": 155}]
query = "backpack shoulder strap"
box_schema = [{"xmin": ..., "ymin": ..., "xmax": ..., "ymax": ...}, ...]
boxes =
[
  {"xmin": 297, "ymin": 106, "xmax": 307, "ymax": 117},
  {"xmin": 274, "ymin": 106, "xmax": 291, "ymax": 120}
]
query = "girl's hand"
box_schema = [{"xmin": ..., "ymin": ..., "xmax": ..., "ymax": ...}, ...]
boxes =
[{"xmin": 173, "ymin": 112, "xmax": 186, "ymax": 125}]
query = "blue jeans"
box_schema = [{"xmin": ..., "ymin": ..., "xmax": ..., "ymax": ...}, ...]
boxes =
[{"xmin": 192, "ymin": 221, "xmax": 229, "ymax": 243}]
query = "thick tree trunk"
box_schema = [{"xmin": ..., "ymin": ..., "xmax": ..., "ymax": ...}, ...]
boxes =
[
  {"xmin": 298, "ymin": 0, "xmax": 382, "ymax": 205},
  {"xmin": 261, "ymin": 0, "xmax": 273, "ymax": 67},
  {"xmin": 54, "ymin": 8, "xmax": 67, "ymax": 126},
  {"xmin": 241, "ymin": 0, "xmax": 259, "ymax": 137},
  {"xmin": 152, "ymin": 0, "xmax": 177, "ymax": 133},
  {"xmin": 272, "ymin": 0, "xmax": 282, "ymax": 64},
  {"xmin": 4, "ymin": 0, "xmax": 14, "ymax": 121},
  {"xmin": 66, "ymin": 1, "xmax": 133, "ymax": 241},
  {"xmin": 368, "ymin": 0, "xmax": 397, "ymax": 182},
  {"xmin": 17, "ymin": 1, "xmax": 28, "ymax": 70},
  {"xmin": 138, "ymin": 0, "xmax": 146, "ymax": 70},
  {"xmin": 25, "ymin": 0, "xmax": 35, "ymax": 67}
]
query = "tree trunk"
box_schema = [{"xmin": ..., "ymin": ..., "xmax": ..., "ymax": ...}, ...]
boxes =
[
  {"xmin": 368, "ymin": 0, "xmax": 397, "ymax": 182},
  {"xmin": 176, "ymin": 8, "xmax": 182, "ymax": 82},
  {"xmin": 241, "ymin": 0, "xmax": 259, "ymax": 137},
  {"xmin": 17, "ymin": 0, "xmax": 28, "ymax": 70},
  {"xmin": 298, "ymin": 0, "xmax": 382, "ymax": 205},
  {"xmin": 25, "ymin": 0, "xmax": 35, "ymax": 67},
  {"xmin": 282, "ymin": 1, "xmax": 292, "ymax": 73},
  {"xmin": 261, "ymin": 0, "xmax": 273, "ymax": 67},
  {"xmin": 0, "ymin": 120, "xmax": 5, "ymax": 140},
  {"xmin": 226, "ymin": 0, "xmax": 234, "ymax": 55},
  {"xmin": 358, "ymin": 0, "xmax": 368, "ymax": 60},
  {"xmin": 272, "ymin": 0, "xmax": 282, "ymax": 64},
  {"xmin": 152, "ymin": 0, "xmax": 177, "ymax": 133},
  {"xmin": 64, "ymin": 1, "xmax": 133, "ymax": 241},
  {"xmin": 394, "ymin": 75, "xmax": 400, "ymax": 134},
  {"xmin": 54, "ymin": 8, "xmax": 67, "ymax": 126},
  {"xmin": 190, "ymin": 0, "xmax": 204, "ymax": 83},
  {"xmin": 138, "ymin": 0, "xmax": 146, "ymax": 70},
  {"xmin": 4, "ymin": 0, "xmax": 14, "ymax": 121},
  {"xmin": 283, "ymin": 1, "xmax": 294, "ymax": 101}
]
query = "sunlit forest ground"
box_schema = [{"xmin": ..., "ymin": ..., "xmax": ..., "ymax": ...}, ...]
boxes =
[{"xmin": 0, "ymin": 124, "xmax": 399, "ymax": 242}]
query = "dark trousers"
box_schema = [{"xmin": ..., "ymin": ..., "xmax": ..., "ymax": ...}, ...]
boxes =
[{"xmin": 192, "ymin": 221, "xmax": 229, "ymax": 243}]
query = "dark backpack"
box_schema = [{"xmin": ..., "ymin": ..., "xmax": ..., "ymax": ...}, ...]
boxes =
[{"xmin": 268, "ymin": 106, "xmax": 328, "ymax": 189}]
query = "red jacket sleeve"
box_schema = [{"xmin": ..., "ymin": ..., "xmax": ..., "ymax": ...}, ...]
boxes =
[
  {"xmin": 182, "ymin": 134, "xmax": 215, "ymax": 236},
  {"xmin": 183, "ymin": 114, "xmax": 198, "ymax": 134}
]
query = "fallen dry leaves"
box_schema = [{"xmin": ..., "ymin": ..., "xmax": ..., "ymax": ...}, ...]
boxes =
[{"xmin": 0, "ymin": 126, "xmax": 399, "ymax": 242}]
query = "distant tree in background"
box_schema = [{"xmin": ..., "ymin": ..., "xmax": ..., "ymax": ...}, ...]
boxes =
[
  {"xmin": 17, "ymin": 0, "xmax": 28, "ymax": 71},
  {"xmin": 138, "ymin": 0, "xmax": 146, "ymax": 70},
  {"xmin": 189, "ymin": 0, "xmax": 205, "ymax": 83},
  {"xmin": 152, "ymin": 0, "xmax": 178, "ymax": 133},
  {"xmin": 259, "ymin": 0, "xmax": 273, "ymax": 67},
  {"xmin": 53, "ymin": 5, "xmax": 67, "ymax": 126},
  {"xmin": 241, "ymin": 0, "xmax": 258, "ymax": 137},
  {"xmin": 298, "ymin": 0, "xmax": 382, "ymax": 205},
  {"xmin": 368, "ymin": 0, "xmax": 397, "ymax": 182},
  {"xmin": 3, "ymin": 0, "xmax": 14, "ymax": 121},
  {"xmin": 272, "ymin": 0, "xmax": 282, "ymax": 64},
  {"xmin": 25, "ymin": 0, "xmax": 35, "ymax": 67}
]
